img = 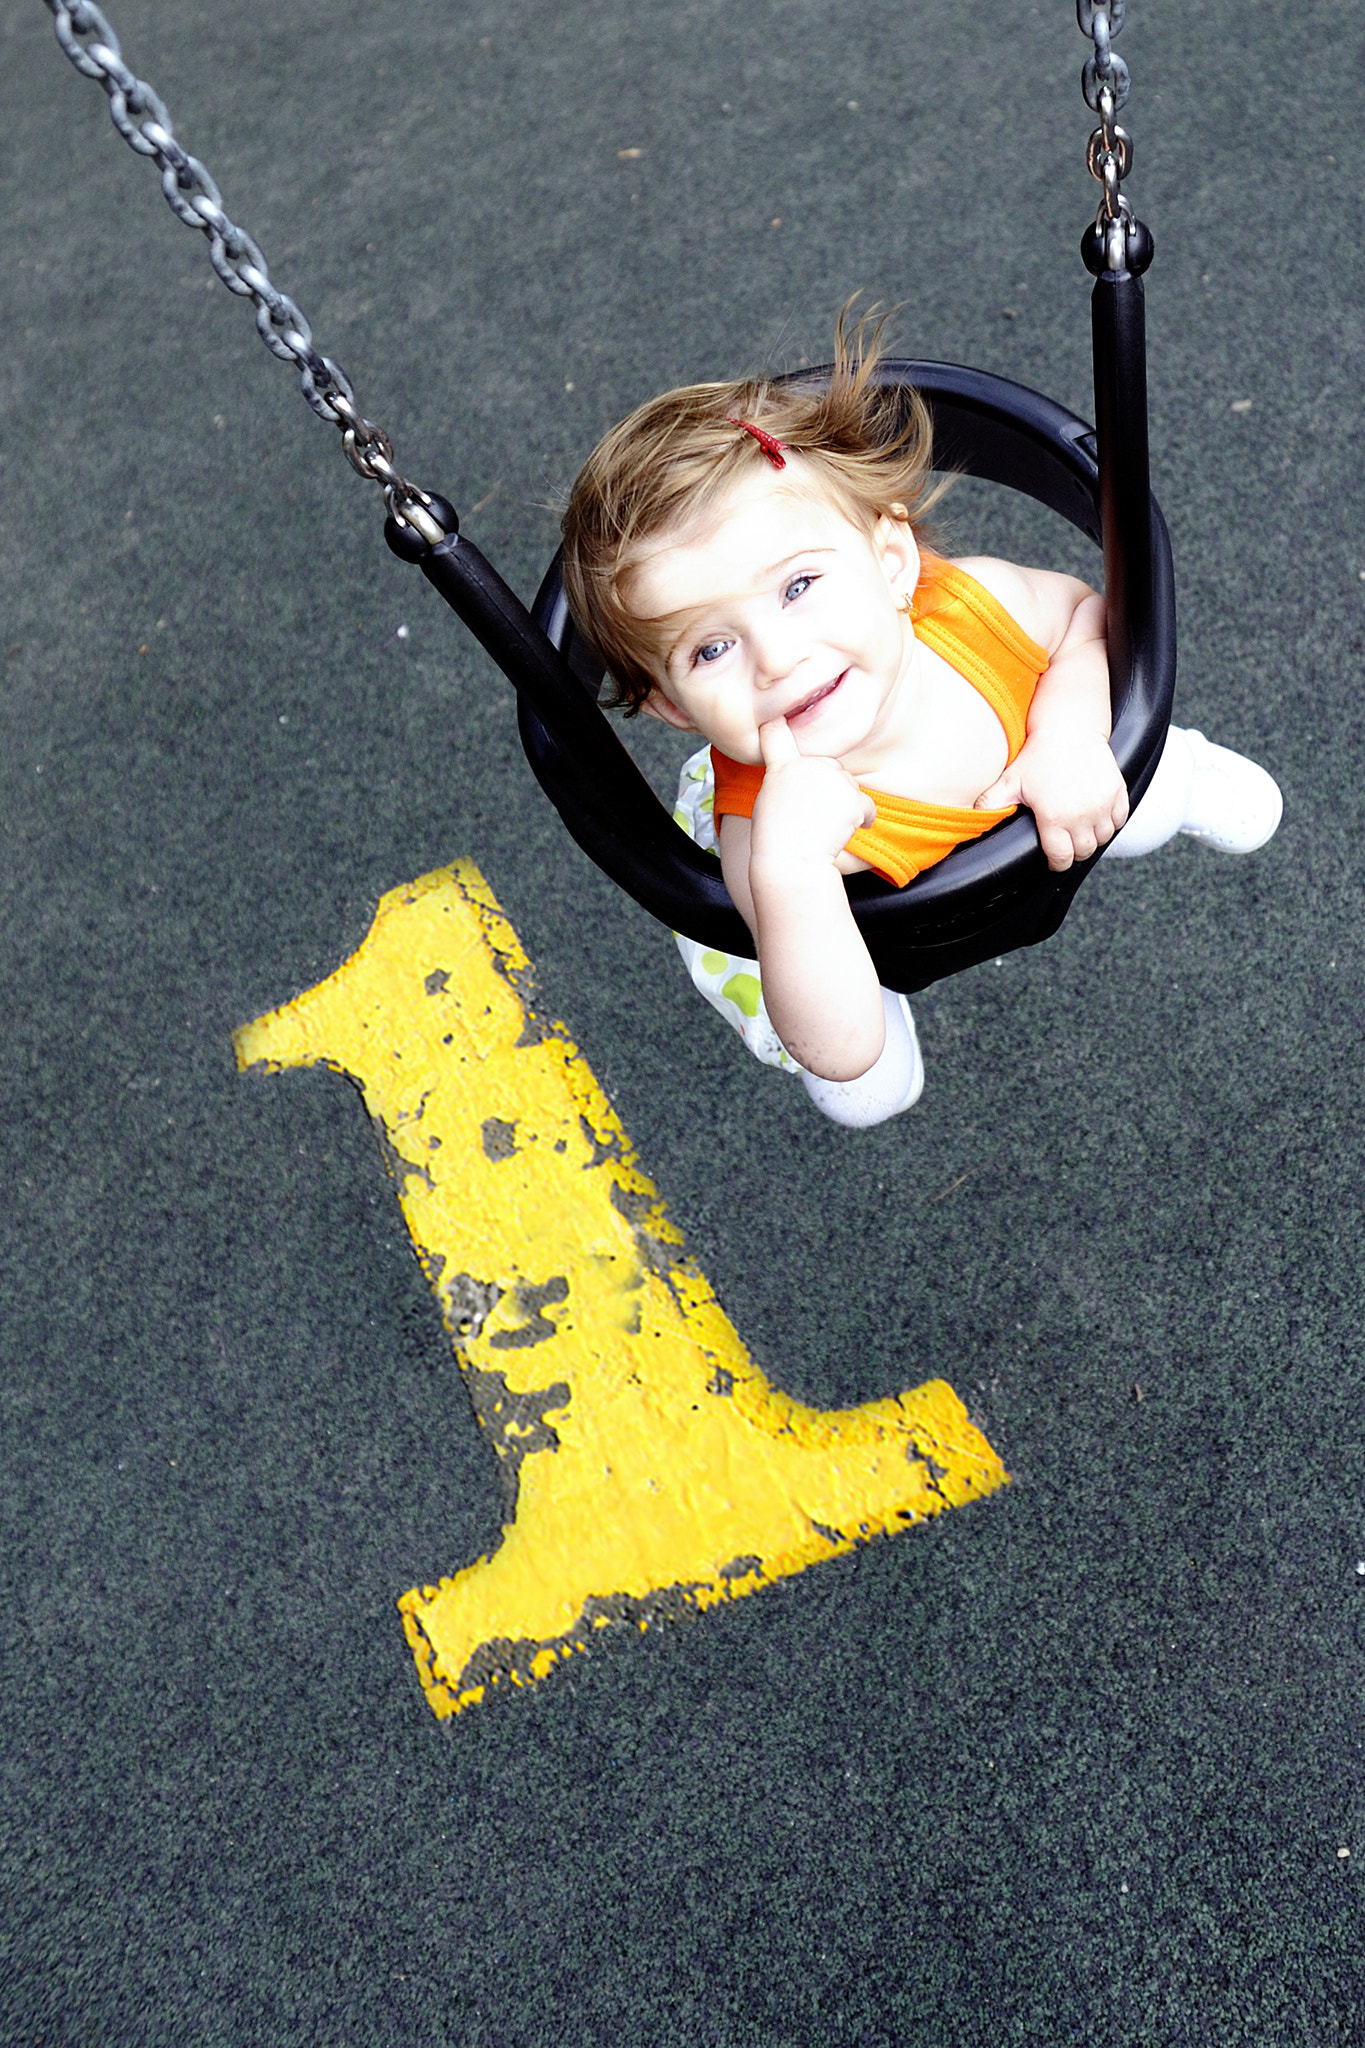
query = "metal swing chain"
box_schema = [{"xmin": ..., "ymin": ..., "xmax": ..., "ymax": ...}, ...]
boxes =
[
  {"xmin": 43, "ymin": 0, "xmax": 450, "ymax": 545},
  {"xmin": 1078, "ymin": 0, "xmax": 1135, "ymax": 274}
]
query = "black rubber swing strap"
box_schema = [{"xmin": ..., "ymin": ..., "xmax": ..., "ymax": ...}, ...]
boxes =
[
  {"xmin": 415, "ymin": 538, "xmax": 637, "ymax": 802},
  {"xmin": 1090, "ymin": 270, "xmax": 1152, "ymax": 732},
  {"xmin": 417, "ymin": 533, "xmax": 710, "ymax": 860}
]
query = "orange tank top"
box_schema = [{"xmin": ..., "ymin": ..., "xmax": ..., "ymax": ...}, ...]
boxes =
[{"xmin": 711, "ymin": 558, "xmax": 1051, "ymax": 888}]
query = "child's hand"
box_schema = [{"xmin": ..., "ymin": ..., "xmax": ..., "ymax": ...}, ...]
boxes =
[
  {"xmin": 978, "ymin": 730, "xmax": 1129, "ymax": 871},
  {"xmin": 749, "ymin": 717, "xmax": 876, "ymax": 874}
]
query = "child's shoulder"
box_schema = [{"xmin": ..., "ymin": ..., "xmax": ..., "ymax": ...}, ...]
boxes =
[{"xmin": 941, "ymin": 554, "xmax": 1094, "ymax": 657}]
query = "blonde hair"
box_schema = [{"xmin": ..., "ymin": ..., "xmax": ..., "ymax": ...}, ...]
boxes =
[{"xmin": 561, "ymin": 308, "xmax": 950, "ymax": 714}]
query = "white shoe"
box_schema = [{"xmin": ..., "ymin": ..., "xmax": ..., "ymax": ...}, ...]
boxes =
[
  {"xmin": 1179, "ymin": 729, "xmax": 1283, "ymax": 854},
  {"xmin": 799, "ymin": 991, "xmax": 924, "ymax": 1129},
  {"xmin": 882, "ymin": 993, "xmax": 926, "ymax": 1115}
]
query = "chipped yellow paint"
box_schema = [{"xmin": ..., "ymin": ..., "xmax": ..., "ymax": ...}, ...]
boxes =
[{"xmin": 233, "ymin": 864, "xmax": 1007, "ymax": 1717}]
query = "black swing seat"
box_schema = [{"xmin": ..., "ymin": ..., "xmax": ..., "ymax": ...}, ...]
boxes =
[{"xmin": 401, "ymin": 336, "xmax": 1175, "ymax": 996}]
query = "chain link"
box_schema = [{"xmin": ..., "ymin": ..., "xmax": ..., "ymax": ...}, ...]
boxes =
[
  {"xmin": 44, "ymin": 0, "xmax": 449, "ymax": 543},
  {"xmin": 1078, "ymin": 0, "xmax": 1136, "ymax": 269}
]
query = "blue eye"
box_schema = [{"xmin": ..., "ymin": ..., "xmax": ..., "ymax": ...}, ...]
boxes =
[
  {"xmin": 783, "ymin": 573, "xmax": 814, "ymax": 604},
  {"xmin": 694, "ymin": 638, "xmax": 732, "ymax": 666}
]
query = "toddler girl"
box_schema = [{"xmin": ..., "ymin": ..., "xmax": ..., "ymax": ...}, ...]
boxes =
[{"xmin": 561, "ymin": 322, "xmax": 1282, "ymax": 1128}]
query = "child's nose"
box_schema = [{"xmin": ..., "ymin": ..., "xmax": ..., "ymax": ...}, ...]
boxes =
[{"xmin": 752, "ymin": 620, "xmax": 809, "ymax": 689}]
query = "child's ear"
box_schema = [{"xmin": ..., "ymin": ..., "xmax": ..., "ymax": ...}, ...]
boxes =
[
  {"xmin": 876, "ymin": 508, "xmax": 921, "ymax": 604},
  {"xmin": 638, "ymin": 689, "xmax": 699, "ymax": 733}
]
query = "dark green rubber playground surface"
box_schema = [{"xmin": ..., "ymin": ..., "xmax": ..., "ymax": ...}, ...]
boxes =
[{"xmin": 2, "ymin": 0, "xmax": 1363, "ymax": 2039}]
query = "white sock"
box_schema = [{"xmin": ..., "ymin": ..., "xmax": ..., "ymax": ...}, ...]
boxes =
[
  {"xmin": 800, "ymin": 989, "xmax": 924, "ymax": 1129},
  {"xmin": 1102, "ymin": 726, "xmax": 1196, "ymax": 858}
]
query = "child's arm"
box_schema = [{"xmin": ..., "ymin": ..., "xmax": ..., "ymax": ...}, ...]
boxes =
[
  {"xmin": 719, "ymin": 719, "xmax": 885, "ymax": 1080},
  {"xmin": 972, "ymin": 569, "xmax": 1129, "ymax": 871}
]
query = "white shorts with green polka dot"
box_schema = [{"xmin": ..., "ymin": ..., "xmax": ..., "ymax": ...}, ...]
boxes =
[{"xmin": 672, "ymin": 745, "xmax": 805, "ymax": 1074}]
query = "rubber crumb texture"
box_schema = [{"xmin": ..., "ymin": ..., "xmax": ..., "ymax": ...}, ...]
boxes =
[{"xmin": 1, "ymin": 0, "xmax": 1362, "ymax": 2043}]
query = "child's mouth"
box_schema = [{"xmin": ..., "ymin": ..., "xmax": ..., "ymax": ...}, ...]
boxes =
[{"xmin": 786, "ymin": 671, "xmax": 847, "ymax": 726}]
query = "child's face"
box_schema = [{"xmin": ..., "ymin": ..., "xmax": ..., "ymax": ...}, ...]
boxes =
[{"xmin": 620, "ymin": 464, "xmax": 918, "ymax": 765}]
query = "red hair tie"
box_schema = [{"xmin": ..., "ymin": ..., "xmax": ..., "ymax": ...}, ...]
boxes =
[{"xmin": 727, "ymin": 417, "xmax": 786, "ymax": 469}]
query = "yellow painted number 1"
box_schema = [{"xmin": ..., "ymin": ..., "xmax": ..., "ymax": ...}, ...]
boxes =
[{"xmin": 234, "ymin": 865, "xmax": 1007, "ymax": 1718}]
